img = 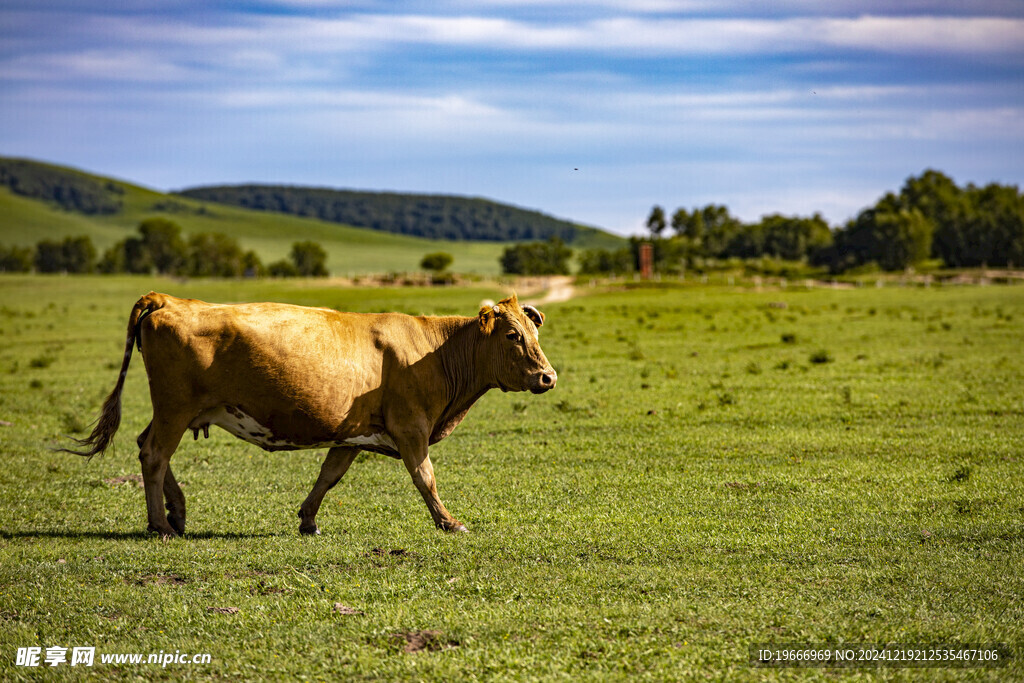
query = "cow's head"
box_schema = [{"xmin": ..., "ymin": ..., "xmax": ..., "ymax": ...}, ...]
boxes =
[{"xmin": 478, "ymin": 293, "xmax": 557, "ymax": 394}]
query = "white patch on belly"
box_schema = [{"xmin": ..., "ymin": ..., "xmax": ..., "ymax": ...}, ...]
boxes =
[{"xmin": 196, "ymin": 405, "xmax": 398, "ymax": 453}]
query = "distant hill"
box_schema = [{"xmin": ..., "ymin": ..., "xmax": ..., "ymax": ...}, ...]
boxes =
[
  {"xmin": 0, "ymin": 157, "xmax": 537, "ymax": 275},
  {"xmin": 0, "ymin": 157, "xmax": 624, "ymax": 275},
  {"xmin": 176, "ymin": 184, "xmax": 622, "ymax": 248},
  {"xmin": 0, "ymin": 157, "xmax": 125, "ymax": 215}
]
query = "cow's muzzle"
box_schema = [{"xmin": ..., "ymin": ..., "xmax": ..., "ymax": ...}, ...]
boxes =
[{"xmin": 530, "ymin": 369, "xmax": 557, "ymax": 394}]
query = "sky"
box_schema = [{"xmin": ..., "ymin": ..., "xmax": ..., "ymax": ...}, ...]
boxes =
[{"xmin": 1, "ymin": 1, "xmax": 1023, "ymax": 235}]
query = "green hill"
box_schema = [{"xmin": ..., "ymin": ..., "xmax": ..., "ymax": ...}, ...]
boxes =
[
  {"xmin": 0, "ymin": 157, "xmax": 624, "ymax": 275},
  {"xmin": 176, "ymin": 184, "xmax": 621, "ymax": 248}
]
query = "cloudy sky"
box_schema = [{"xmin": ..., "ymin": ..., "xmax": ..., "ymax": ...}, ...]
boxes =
[{"xmin": 2, "ymin": 1, "xmax": 1023, "ymax": 234}]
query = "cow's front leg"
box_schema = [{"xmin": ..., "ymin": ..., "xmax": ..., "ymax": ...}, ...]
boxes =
[
  {"xmin": 298, "ymin": 446, "xmax": 359, "ymax": 535},
  {"xmin": 393, "ymin": 433, "xmax": 467, "ymax": 533}
]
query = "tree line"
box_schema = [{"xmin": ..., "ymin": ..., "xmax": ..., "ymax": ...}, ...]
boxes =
[
  {"xmin": 177, "ymin": 185, "xmax": 593, "ymax": 243},
  {"xmin": 576, "ymin": 170, "xmax": 1024, "ymax": 275},
  {"xmin": 0, "ymin": 158, "xmax": 123, "ymax": 214},
  {"xmin": 0, "ymin": 218, "xmax": 328, "ymax": 277},
  {"xmin": 499, "ymin": 238, "xmax": 573, "ymax": 275}
]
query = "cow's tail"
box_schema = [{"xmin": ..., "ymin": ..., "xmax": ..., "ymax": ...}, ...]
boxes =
[{"xmin": 60, "ymin": 293, "xmax": 163, "ymax": 458}]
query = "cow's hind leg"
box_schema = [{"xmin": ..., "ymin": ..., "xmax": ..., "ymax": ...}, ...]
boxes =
[
  {"xmin": 138, "ymin": 418, "xmax": 187, "ymax": 539},
  {"xmin": 298, "ymin": 447, "xmax": 359, "ymax": 535},
  {"xmin": 163, "ymin": 466, "xmax": 186, "ymax": 535}
]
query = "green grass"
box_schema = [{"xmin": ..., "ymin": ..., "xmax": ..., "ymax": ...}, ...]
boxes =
[{"xmin": 1, "ymin": 275, "xmax": 1022, "ymax": 680}]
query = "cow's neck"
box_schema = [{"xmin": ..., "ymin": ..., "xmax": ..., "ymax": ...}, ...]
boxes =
[{"xmin": 428, "ymin": 316, "xmax": 493, "ymax": 443}]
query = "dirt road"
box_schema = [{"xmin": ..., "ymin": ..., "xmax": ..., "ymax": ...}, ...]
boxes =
[{"xmin": 522, "ymin": 276, "xmax": 575, "ymax": 306}]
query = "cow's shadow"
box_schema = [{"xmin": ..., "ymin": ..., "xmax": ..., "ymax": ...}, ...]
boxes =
[{"xmin": 0, "ymin": 529, "xmax": 277, "ymax": 541}]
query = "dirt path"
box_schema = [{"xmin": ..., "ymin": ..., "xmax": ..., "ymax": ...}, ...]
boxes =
[{"xmin": 522, "ymin": 276, "xmax": 575, "ymax": 306}]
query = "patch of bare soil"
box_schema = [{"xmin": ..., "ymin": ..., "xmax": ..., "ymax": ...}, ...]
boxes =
[
  {"xmin": 207, "ymin": 607, "xmax": 240, "ymax": 615},
  {"xmin": 333, "ymin": 603, "xmax": 363, "ymax": 615},
  {"xmin": 136, "ymin": 573, "xmax": 187, "ymax": 586},
  {"xmin": 392, "ymin": 630, "xmax": 458, "ymax": 653},
  {"xmin": 366, "ymin": 547, "xmax": 412, "ymax": 557},
  {"xmin": 104, "ymin": 474, "xmax": 143, "ymax": 487},
  {"xmin": 250, "ymin": 580, "xmax": 291, "ymax": 596}
]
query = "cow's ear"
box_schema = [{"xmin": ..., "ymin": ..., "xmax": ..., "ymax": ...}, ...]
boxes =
[
  {"xmin": 478, "ymin": 305, "xmax": 497, "ymax": 334},
  {"xmin": 522, "ymin": 305, "xmax": 544, "ymax": 327}
]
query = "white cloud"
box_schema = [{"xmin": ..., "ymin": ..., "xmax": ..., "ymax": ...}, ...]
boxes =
[
  {"xmin": 72, "ymin": 13, "xmax": 1024, "ymax": 60},
  {"xmin": 0, "ymin": 49, "xmax": 196, "ymax": 82}
]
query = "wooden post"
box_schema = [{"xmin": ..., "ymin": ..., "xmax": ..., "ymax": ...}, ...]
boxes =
[{"xmin": 639, "ymin": 242, "xmax": 654, "ymax": 280}]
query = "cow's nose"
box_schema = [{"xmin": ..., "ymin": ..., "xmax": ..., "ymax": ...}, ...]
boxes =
[{"xmin": 540, "ymin": 370, "xmax": 557, "ymax": 389}]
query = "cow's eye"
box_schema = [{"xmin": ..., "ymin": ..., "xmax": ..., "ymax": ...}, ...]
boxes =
[{"xmin": 506, "ymin": 329, "xmax": 521, "ymax": 343}]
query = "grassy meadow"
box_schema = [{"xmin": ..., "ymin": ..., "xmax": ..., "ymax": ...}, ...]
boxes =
[{"xmin": 0, "ymin": 274, "xmax": 1022, "ymax": 680}]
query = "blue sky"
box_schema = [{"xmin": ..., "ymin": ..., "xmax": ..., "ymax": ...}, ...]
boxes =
[{"xmin": 2, "ymin": 1, "xmax": 1023, "ymax": 235}]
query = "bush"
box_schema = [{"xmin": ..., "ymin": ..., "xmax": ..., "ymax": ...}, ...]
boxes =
[
  {"xmin": 0, "ymin": 244, "xmax": 32, "ymax": 272},
  {"xmin": 268, "ymin": 259, "xmax": 299, "ymax": 278},
  {"xmin": 289, "ymin": 241, "xmax": 328, "ymax": 277},
  {"xmin": 809, "ymin": 349, "xmax": 834, "ymax": 364},
  {"xmin": 420, "ymin": 252, "xmax": 453, "ymax": 273}
]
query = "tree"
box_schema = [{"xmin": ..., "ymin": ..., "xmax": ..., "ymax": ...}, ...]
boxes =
[
  {"xmin": 420, "ymin": 252, "xmax": 453, "ymax": 273},
  {"xmin": 672, "ymin": 207, "xmax": 703, "ymax": 242},
  {"xmin": 268, "ymin": 259, "xmax": 299, "ymax": 277},
  {"xmin": 138, "ymin": 217, "xmax": 186, "ymax": 274},
  {"xmin": 838, "ymin": 195, "xmax": 933, "ymax": 271},
  {"xmin": 242, "ymin": 250, "xmax": 265, "ymax": 278},
  {"xmin": 500, "ymin": 237, "xmax": 572, "ymax": 275},
  {"xmin": 289, "ymin": 241, "xmax": 328, "ymax": 277},
  {"xmin": 99, "ymin": 236, "xmax": 153, "ymax": 273},
  {"xmin": 61, "ymin": 236, "xmax": 96, "ymax": 273},
  {"xmin": 578, "ymin": 247, "xmax": 634, "ymax": 275},
  {"xmin": 756, "ymin": 213, "xmax": 833, "ymax": 261},
  {"xmin": 33, "ymin": 236, "xmax": 95, "ymax": 273},
  {"xmin": 646, "ymin": 205, "xmax": 667, "ymax": 237},
  {"xmin": 185, "ymin": 232, "xmax": 245, "ymax": 277},
  {"xmin": 699, "ymin": 204, "xmax": 743, "ymax": 258},
  {"xmin": 0, "ymin": 244, "xmax": 32, "ymax": 272},
  {"xmin": 957, "ymin": 184, "xmax": 1024, "ymax": 267},
  {"xmin": 34, "ymin": 240, "xmax": 63, "ymax": 273},
  {"xmin": 899, "ymin": 170, "xmax": 968, "ymax": 266}
]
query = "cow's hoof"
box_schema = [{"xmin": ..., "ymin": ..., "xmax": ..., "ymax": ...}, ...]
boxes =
[
  {"xmin": 168, "ymin": 515, "xmax": 186, "ymax": 536},
  {"xmin": 299, "ymin": 525, "xmax": 320, "ymax": 536},
  {"xmin": 147, "ymin": 523, "xmax": 178, "ymax": 540},
  {"xmin": 439, "ymin": 521, "xmax": 469, "ymax": 533}
]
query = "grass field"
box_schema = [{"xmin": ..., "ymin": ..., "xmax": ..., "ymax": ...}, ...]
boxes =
[{"xmin": 1, "ymin": 274, "xmax": 1022, "ymax": 680}]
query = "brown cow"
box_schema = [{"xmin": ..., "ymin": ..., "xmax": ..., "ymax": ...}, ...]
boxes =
[{"xmin": 65, "ymin": 292, "xmax": 556, "ymax": 538}]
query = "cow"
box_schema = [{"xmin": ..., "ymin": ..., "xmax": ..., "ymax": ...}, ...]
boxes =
[{"xmin": 64, "ymin": 292, "xmax": 557, "ymax": 538}]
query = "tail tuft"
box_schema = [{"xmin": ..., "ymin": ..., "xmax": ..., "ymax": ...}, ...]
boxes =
[{"xmin": 58, "ymin": 389, "xmax": 123, "ymax": 458}]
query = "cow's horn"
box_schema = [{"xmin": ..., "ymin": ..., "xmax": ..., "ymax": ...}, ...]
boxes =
[{"xmin": 522, "ymin": 305, "xmax": 544, "ymax": 327}]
